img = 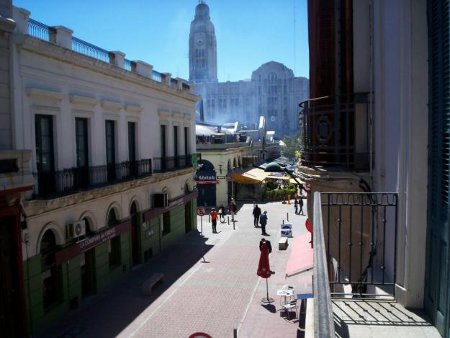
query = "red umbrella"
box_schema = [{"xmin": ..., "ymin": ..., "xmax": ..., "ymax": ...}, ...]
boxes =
[
  {"xmin": 257, "ymin": 240, "xmax": 274, "ymax": 303},
  {"xmin": 257, "ymin": 241, "xmax": 272, "ymax": 278}
]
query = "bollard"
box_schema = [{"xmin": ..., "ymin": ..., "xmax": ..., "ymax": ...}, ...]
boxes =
[
  {"xmin": 233, "ymin": 328, "xmax": 238, "ymax": 338},
  {"xmin": 227, "ymin": 216, "xmax": 230, "ymax": 225},
  {"xmin": 287, "ymin": 212, "xmax": 289, "ymax": 222}
]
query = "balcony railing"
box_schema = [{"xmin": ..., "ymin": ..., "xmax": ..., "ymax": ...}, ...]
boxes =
[
  {"xmin": 34, "ymin": 159, "xmax": 152, "ymax": 199},
  {"xmin": 313, "ymin": 191, "xmax": 398, "ymax": 336},
  {"xmin": 300, "ymin": 93, "xmax": 370, "ymax": 171},
  {"xmin": 153, "ymin": 155, "xmax": 193, "ymax": 173},
  {"xmin": 26, "ymin": 18, "xmax": 191, "ymax": 91}
]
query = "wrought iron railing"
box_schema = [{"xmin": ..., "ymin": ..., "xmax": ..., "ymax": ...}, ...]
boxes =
[
  {"xmin": 124, "ymin": 59, "xmax": 133, "ymax": 72},
  {"xmin": 152, "ymin": 71, "xmax": 163, "ymax": 83},
  {"xmin": 72, "ymin": 36, "xmax": 110, "ymax": 63},
  {"xmin": 313, "ymin": 191, "xmax": 398, "ymax": 336},
  {"xmin": 26, "ymin": 19, "xmax": 188, "ymax": 88},
  {"xmin": 313, "ymin": 192, "xmax": 335, "ymax": 338},
  {"xmin": 300, "ymin": 93, "xmax": 370, "ymax": 171},
  {"xmin": 320, "ymin": 192, "xmax": 398, "ymax": 297},
  {"xmin": 153, "ymin": 155, "xmax": 193, "ymax": 173},
  {"xmin": 28, "ymin": 18, "xmax": 53, "ymax": 42},
  {"xmin": 33, "ymin": 159, "xmax": 152, "ymax": 198}
]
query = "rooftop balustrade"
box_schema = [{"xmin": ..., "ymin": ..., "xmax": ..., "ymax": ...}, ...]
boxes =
[{"xmin": 25, "ymin": 18, "xmax": 192, "ymax": 92}]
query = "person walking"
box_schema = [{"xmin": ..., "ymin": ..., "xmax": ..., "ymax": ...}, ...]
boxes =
[
  {"xmin": 299, "ymin": 197, "xmax": 304, "ymax": 215},
  {"xmin": 229, "ymin": 199, "xmax": 237, "ymax": 221},
  {"xmin": 253, "ymin": 204, "xmax": 261, "ymax": 227},
  {"xmin": 210, "ymin": 208, "xmax": 218, "ymax": 233},
  {"xmin": 218, "ymin": 204, "xmax": 226, "ymax": 223},
  {"xmin": 294, "ymin": 198, "xmax": 299, "ymax": 215},
  {"xmin": 259, "ymin": 211, "xmax": 268, "ymax": 235}
]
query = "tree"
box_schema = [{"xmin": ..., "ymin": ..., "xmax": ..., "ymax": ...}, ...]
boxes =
[{"xmin": 281, "ymin": 136, "xmax": 301, "ymax": 161}]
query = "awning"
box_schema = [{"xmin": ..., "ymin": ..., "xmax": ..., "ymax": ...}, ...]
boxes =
[
  {"xmin": 285, "ymin": 233, "xmax": 314, "ymax": 278},
  {"xmin": 232, "ymin": 168, "xmax": 271, "ymax": 184}
]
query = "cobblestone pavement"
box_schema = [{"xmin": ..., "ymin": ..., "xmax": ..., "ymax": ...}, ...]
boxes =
[{"xmin": 38, "ymin": 200, "xmax": 310, "ymax": 338}]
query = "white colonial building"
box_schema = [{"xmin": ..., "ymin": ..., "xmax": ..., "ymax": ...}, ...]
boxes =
[{"xmin": 1, "ymin": 5, "xmax": 199, "ymax": 335}]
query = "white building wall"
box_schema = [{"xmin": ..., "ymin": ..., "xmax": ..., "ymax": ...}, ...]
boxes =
[
  {"xmin": 372, "ymin": 0, "xmax": 428, "ymax": 308},
  {"xmin": 11, "ymin": 10, "xmax": 199, "ymax": 260}
]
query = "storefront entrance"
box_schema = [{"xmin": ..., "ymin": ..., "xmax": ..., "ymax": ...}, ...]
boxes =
[{"xmin": 81, "ymin": 249, "xmax": 96, "ymax": 298}]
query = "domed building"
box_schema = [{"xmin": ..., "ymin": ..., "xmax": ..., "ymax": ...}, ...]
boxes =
[{"xmin": 189, "ymin": 1, "xmax": 309, "ymax": 137}]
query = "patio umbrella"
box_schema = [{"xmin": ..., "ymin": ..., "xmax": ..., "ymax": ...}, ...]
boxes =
[{"xmin": 257, "ymin": 239, "xmax": 274, "ymax": 303}]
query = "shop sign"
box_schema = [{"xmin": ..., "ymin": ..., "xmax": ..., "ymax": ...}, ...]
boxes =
[{"xmin": 55, "ymin": 220, "xmax": 131, "ymax": 264}]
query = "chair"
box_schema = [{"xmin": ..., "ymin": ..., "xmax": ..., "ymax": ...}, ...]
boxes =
[{"xmin": 281, "ymin": 298, "xmax": 298, "ymax": 320}]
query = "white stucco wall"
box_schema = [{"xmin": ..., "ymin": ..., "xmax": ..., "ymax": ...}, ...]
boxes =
[
  {"xmin": 372, "ymin": 0, "xmax": 428, "ymax": 308},
  {"xmin": 10, "ymin": 15, "xmax": 199, "ymax": 261}
]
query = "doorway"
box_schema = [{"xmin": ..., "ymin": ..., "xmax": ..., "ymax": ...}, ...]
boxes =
[
  {"xmin": 0, "ymin": 216, "xmax": 24, "ymax": 337},
  {"xmin": 81, "ymin": 249, "xmax": 96, "ymax": 298}
]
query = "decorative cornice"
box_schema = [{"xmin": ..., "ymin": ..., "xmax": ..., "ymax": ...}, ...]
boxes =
[
  {"xmin": 70, "ymin": 94, "xmax": 97, "ymax": 107},
  {"xmin": 124, "ymin": 103, "xmax": 143, "ymax": 113},
  {"xmin": 27, "ymin": 87, "xmax": 64, "ymax": 100},
  {"xmin": 101, "ymin": 99, "xmax": 122, "ymax": 111}
]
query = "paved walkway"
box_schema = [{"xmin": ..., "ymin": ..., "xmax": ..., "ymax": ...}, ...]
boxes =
[{"xmin": 38, "ymin": 200, "xmax": 310, "ymax": 338}]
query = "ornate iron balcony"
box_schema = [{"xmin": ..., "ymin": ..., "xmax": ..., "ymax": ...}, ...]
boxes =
[
  {"xmin": 300, "ymin": 93, "xmax": 371, "ymax": 171},
  {"xmin": 33, "ymin": 159, "xmax": 152, "ymax": 199}
]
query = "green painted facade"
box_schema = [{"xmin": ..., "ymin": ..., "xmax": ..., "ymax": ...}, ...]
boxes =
[{"xmin": 24, "ymin": 199, "xmax": 197, "ymax": 335}]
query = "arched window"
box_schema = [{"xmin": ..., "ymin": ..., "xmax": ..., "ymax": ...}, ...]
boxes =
[
  {"xmin": 40, "ymin": 230, "xmax": 62, "ymax": 311},
  {"xmin": 107, "ymin": 209, "xmax": 121, "ymax": 268}
]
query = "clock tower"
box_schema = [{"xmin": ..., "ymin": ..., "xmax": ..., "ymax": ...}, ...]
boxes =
[{"xmin": 189, "ymin": 1, "xmax": 218, "ymax": 83}]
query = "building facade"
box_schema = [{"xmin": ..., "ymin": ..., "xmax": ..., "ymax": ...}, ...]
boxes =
[
  {"xmin": 189, "ymin": 1, "xmax": 309, "ymax": 137},
  {"xmin": 4, "ymin": 6, "xmax": 199, "ymax": 336},
  {"xmin": 300, "ymin": 0, "xmax": 450, "ymax": 336}
]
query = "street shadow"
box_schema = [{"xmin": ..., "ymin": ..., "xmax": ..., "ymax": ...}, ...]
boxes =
[
  {"xmin": 36, "ymin": 230, "xmax": 215, "ymax": 338},
  {"xmin": 261, "ymin": 303, "xmax": 277, "ymax": 313}
]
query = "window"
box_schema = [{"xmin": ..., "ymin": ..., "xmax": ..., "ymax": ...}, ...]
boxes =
[
  {"xmin": 35, "ymin": 115, "xmax": 55, "ymax": 195},
  {"xmin": 173, "ymin": 126, "xmax": 179, "ymax": 158},
  {"xmin": 162, "ymin": 211, "xmax": 171, "ymax": 235},
  {"xmin": 128, "ymin": 122, "xmax": 137, "ymax": 176},
  {"xmin": 105, "ymin": 120, "xmax": 116, "ymax": 182},
  {"xmin": 107, "ymin": 209, "xmax": 121, "ymax": 268},
  {"xmin": 184, "ymin": 127, "xmax": 189, "ymax": 156},
  {"xmin": 40, "ymin": 230, "xmax": 62, "ymax": 311},
  {"xmin": 76, "ymin": 118, "xmax": 89, "ymax": 167},
  {"xmin": 76, "ymin": 118, "xmax": 89, "ymax": 188},
  {"xmin": 160, "ymin": 125, "xmax": 167, "ymax": 171}
]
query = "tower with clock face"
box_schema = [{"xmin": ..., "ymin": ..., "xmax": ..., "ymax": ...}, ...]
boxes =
[{"xmin": 189, "ymin": 1, "xmax": 218, "ymax": 83}]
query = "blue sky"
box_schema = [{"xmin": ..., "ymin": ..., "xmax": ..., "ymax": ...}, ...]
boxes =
[{"xmin": 13, "ymin": 0, "xmax": 309, "ymax": 82}]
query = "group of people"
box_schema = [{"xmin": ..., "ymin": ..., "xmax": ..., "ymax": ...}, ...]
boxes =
[
  {"xmin": 252, "ymin": 204, "xmax": 269, "ymax": 236},
  {"xmin": 209, "ymin": 197, "xmax": 304, "ymax": 235},
  {"xmin": 294, "ymin": 197, "xmax": 304, "ymax": 215}
]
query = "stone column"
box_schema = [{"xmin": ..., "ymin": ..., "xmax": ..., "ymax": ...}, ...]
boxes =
[
  {"xmin": 52, "ymin": 26, "xmax": 73, "ymax": 49},
  {"xmin": 135, "ymin": 60, "xmax": 153, "ymax": 78},
  {"xmin": 110, "ymin": 51, "xmax": 125, "ymax": 68}
]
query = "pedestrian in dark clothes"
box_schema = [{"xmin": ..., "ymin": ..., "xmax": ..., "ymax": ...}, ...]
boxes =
[
  {"xmin": 253, "ymin": 204, "xmax": 261, "ymax": 227},
  {"xmin": 259, "ymin": 211, "xmax": 268, "ymax": 235},
  {"xmin": 294, "ymin": 198, "xmax": 298, "ymax": 214},
  {"xmin": 299, "ymin": 197, "xmax": 304, "ymax": 215}
]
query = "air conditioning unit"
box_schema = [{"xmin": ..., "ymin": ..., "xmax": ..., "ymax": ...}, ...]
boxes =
[
  {"xmin": 153, "ymin": 192, "xmax": 169, "ymax": 208},
  {"xmin": 66, "ymin": 220, "xmax": 86, "ymax": 240}
]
